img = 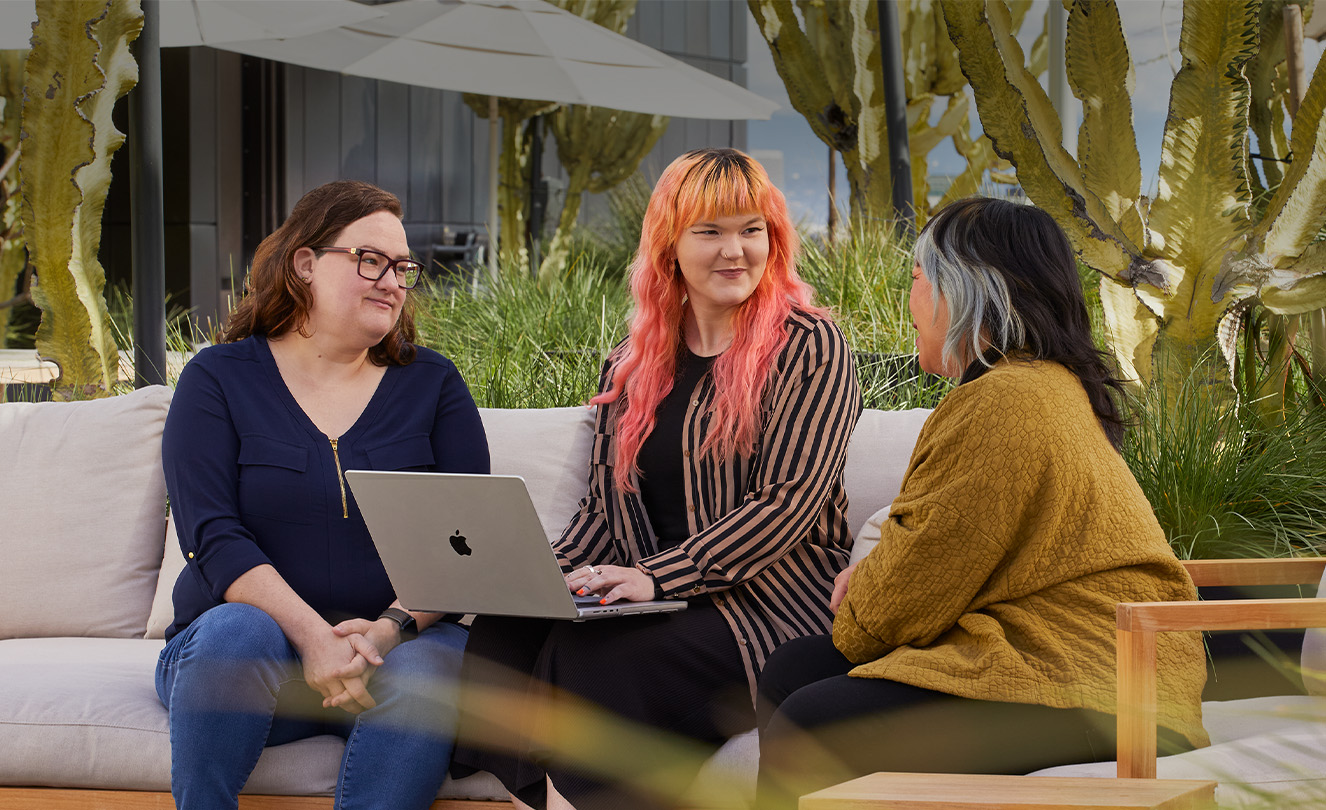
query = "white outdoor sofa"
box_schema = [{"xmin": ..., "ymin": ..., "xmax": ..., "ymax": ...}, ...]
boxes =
[{"xmin": 1, "ymin": 384, "xmax": 1323, "ymax": 809}]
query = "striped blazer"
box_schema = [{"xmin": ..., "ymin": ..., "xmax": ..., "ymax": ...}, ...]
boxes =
[{"xmin": 554, "ymin": 310, "xmax": 862, "ymax": 697}]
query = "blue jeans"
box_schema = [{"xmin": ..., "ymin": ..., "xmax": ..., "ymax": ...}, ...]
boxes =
[{"xmin": 155, "ymin": 603, "xmax": 467, "ymax": 810}]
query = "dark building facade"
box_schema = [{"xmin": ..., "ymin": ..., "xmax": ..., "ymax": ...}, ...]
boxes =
[{"xmin": 98, "ymin": 0, "xmax": 751, "ymax": 331}]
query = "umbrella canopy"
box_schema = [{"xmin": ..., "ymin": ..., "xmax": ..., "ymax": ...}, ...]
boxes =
[
  {"xmin": 211, "ymin": 0, "xmax": 777, "ymax": 278},
  {"xmin": 0, "ymin": 0, "xmax": 384, "ymax": 50},
  {"xmin": 213, "ymin": 0, "xmax": 778, "ymax": 120}
]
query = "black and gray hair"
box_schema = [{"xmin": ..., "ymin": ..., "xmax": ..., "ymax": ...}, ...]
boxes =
[{"xmin": 914, "ymin": 197, "xmax": 1129, "ymax": 450}]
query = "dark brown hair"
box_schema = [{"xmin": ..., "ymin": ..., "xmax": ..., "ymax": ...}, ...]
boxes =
[
  {"xmin": 222, "ymin": 180, "xmax": 417, "ymax": 365},
  {"xmin": 917, "ymin": 197, "xmax": 1129, "ymax": 450}
]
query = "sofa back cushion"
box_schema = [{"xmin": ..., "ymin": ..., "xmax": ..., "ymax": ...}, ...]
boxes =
[
  {"xmin": 479, "ymin": 407, "xmax": 596, "ymax": 542},
  {"xmin": 841, "ymin": 407, "xmax": 931, "ymax": 539},
  {"xmin": 0, "ymin": 385, "xmax": 172, "ymax": 638},
  {"xmin": 478, "ymin": 405, "xmax": 931, "ymax": 547}
]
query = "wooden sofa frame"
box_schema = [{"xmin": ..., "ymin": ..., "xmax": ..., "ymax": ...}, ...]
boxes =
[
  {"xmin": 1117, "ymin": 557, "xmax": 1326, "ymax": 778},
  {"xmin": 5, "ymin": 557, "xmax": 1322, "ymax": 809}
]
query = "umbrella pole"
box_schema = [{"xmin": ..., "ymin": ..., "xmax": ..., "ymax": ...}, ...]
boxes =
[
  {"xmin": 130, "ymin": 0, "xmax": 166, "ymax": 387},
  {"xmin": 487, "ymin": 96, "xmax": 499, "ymax": 283}
]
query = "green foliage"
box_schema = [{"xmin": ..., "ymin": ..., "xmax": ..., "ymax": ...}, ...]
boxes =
[
  {"xmin": 413, "ymin": 263, "xmax": 630, "ymax": 409},
  {"xmin": 563, "ymin": 174, "xmax": 650, "ymax": 278},
  {"xmin": 463, "ymin": 0, "xmax": 640, "ymax": 276},
  {"xmin": 540, "ymin": 105, "xmax": 666, "ymax": 281},
  {"xmin": 412, "ymin": 222, "xmax": 950, "ymax": 412},
  {"xmin": 1, "ymin": 48, "xmax": 27, "ymax": 348},
  {"xmin": 798, "ymin": 219, "xmax": 952, "ymax": 409},
  {"xmin": 942, "ymin": 0, "xmax": 1326, "ymax": 400},
  {"xmin": 1125, "ymin": 359, "xmax": 1326, "ymax": 559},
  {"xmin": 749, "ymin": 0, "xmax": 1036, "ymax": 226},
  {"xmin": 21, "ymin": 0, "xmax": 141, "ymax": 399}
]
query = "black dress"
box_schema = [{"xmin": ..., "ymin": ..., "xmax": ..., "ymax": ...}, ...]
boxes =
[{"xmin": 450, "ymin": 348, "xmax": 755, "ymax": 810}]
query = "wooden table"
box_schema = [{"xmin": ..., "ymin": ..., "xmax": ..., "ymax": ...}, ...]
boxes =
[{"xmin": 799, "ymin": 773, "xmax": 1216, "ymax": 810}]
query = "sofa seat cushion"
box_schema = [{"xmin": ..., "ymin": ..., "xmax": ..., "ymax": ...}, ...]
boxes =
[
  {"xmin": 1200, "ymin": 695, "xmax": 1326, "ymax": 745},
  {"xmin": 0, "ymin": 637, "xmax": 505, "ymax": 799},
  {"xmin": 1031, "ymin": 698, "xmax": 1326, "ymax": 808},
  {"xmin": 0, "ymin": 385, "xmax": 172, "ymax": 638}
]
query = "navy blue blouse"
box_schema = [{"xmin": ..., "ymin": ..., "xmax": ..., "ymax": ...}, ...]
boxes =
[{"xmin": 162, "ymin": 336, "xmax": 490, "ymax": 640}]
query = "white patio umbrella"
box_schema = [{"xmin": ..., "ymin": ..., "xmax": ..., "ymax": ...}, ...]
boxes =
[
  {"xmin": 0, "ymin": 0, "xmax": 385, "ymax": 50},
  {"xmin": 211, "ymin": 0, "xmax": 779, "ymax": 277}
]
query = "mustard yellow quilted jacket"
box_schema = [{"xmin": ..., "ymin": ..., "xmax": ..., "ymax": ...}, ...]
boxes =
[{"xmin": 834, "ymin": 359, "xmax": 1209, "ymax": 747}]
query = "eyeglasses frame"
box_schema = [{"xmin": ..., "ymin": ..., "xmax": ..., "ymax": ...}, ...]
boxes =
[{"xmin": 310, "ymin": 245, "xmax": 423, "ymax": 289}]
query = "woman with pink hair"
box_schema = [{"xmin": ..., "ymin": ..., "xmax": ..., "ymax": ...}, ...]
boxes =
[{"xmin": 450, "ymin": 148, "xmax": 862, "ymax": 810}]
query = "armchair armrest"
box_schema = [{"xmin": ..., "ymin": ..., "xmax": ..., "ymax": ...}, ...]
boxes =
[
  {"xmin": 1116, "ymin": 596, "xmax": 1326, "ymax": 778},
  {"xmin": 1180, "ymin": 558, "xmax": 1326, "ymax": 587}
]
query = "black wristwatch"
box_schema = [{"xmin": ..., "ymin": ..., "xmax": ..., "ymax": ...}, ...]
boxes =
[{"xmin": 378, "ymin": 607, "xmax": 418, "ymax": 639}]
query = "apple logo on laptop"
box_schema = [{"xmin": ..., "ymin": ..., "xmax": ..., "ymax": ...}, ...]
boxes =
[{"xmin": 449, "ymin": 529, "xmax": 472, "ymax": 557}]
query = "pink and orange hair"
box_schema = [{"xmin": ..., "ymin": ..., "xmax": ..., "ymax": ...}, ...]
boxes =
[{"xmin": 593, "ymin": 148, "xmax": 824, "ymax": 487}]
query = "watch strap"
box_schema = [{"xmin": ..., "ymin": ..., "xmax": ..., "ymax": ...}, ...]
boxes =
[{"xmin": 378, "ymin": 607, "xmax": 417, "ymax": 637}]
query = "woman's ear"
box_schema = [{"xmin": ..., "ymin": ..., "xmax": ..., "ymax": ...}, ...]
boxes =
[{"xmin": 292, "ymin": 247, "xmax": 317, "ymax": 282}]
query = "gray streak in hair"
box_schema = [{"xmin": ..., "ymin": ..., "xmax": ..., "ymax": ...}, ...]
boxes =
[{"xmin": 913, "ymin": 223, "xmax": 1025, "ymax": 371}]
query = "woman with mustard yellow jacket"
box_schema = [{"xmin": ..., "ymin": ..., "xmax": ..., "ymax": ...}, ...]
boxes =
[{"xmin": 753, "ymin": 198, "xmax": 1209, "ymax": 810}]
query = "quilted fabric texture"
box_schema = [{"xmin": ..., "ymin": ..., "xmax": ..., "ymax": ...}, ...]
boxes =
[{"xmin": 833, "ymin": 360, "xmax": 1209, "ymax": 746}]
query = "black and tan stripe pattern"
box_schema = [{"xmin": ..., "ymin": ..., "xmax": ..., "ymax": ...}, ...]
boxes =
[{"xmin": 555, "ymin": 310, "xmax": 862, "ymax": 697}]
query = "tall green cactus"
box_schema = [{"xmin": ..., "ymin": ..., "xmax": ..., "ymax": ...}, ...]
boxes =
[
  {"xmin": 462, "ymin": 95, "xmax": 559, "ymax": 272},
  {"xmin": 941, "ymin": 0, "xmax": 1326, "ymax": 400},
  {"xmin": 464, "ymin": 0, "xmax": 638, "ymax": 275},
  {"xmin": 21, "ymin": 0, "xmax": 140, "ymax": 398},
  {"xmin": 1, "ymin": 49, "xmax": 26, "ymax": 348},
  {"xmin": 539, "ymin": 106, "xmax": 666, "ymax": 281},
  {"xmin": 750, "ymin": 0, "xmax": 1040, "ymax": 226},
  {"xmin": 749, "ymin": 0, "xmax": 890, "ymax": 222}
]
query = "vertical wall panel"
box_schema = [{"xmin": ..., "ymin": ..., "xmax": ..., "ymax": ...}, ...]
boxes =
[
  {"xmin": 662, "ymin": 3, "xmax": 686, "ymax": 52},
  {"xmin": 731, "ymin": 0, "xmax": 747, "ymax": 62},
  {"xmin": 303, "ymin": 71, "xmax": 342, "ymax": 193},
  {"xmin": 686, "ymin": 0, "xmax": 708, "ymax": 56},
  {"xmin": 376, "ymin": 80, "xmax": 411, "ymax": 204},
  {"xmin": 709, "ymin": 1, "xmax": 730, "ymax": 61},
  {"xmin": 407, "ymin": 85, "xmax": 443, "ymax": 224},
  {"xmin": 340, "ymin": 75, "xmax": 377, "ymax": 182},
  {"xmin": 440, "ymin": 90, "xmax": 473, "ymax": 225},
  {"xmin": 282, "ymin": 67, "xmax": 306, "ymax": 203},
  {"xmin": 635, "ymin": 0, "xmax": 664, "ymax": 50}
]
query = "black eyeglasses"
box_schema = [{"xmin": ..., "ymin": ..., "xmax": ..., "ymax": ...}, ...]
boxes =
[{"xmin": 312, "ymin": 246, "xmax": 423, "ymax": 289}]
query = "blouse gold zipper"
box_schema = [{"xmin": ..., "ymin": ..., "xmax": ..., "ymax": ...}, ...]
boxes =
[{"xmin": 329, "ymin": 437, "xmax": 349, "ymax": 518}]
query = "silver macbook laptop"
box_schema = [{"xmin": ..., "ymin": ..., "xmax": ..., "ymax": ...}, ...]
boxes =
[{"xmin": 344, "ymin": 471, "xmax": 687, "ymax": 621}]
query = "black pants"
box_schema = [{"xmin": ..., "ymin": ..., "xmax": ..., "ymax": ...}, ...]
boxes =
[
  {"xmin": 450, "ymin": 600, "xmax": 753, "ymax": 810},
  {"xmin": 754, "ymin": 635, "xmax": 1161, "ymax": 810}
]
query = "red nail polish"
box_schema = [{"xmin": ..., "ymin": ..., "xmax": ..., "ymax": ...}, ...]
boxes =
[
  {"xmin": 599, "ymin": 598, "xmax": 607, "ymax": 605},
  {"xmin": 578, "ymin": 589, "xmax": 586, "ymax": 595}
]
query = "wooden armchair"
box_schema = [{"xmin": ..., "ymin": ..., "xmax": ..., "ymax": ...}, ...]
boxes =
[{"xmin": 1116, "ymin": 557, "xmax": 1326, "ymax": 778}]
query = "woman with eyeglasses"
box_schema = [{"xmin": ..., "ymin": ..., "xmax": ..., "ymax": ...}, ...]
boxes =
[{"xmin": 156, "ymin": 180, "xmax": 489, "ymax": 810}]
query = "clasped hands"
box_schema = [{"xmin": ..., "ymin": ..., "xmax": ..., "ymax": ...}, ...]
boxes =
[{"xmin": 299, "ymin": 617, "xmax": 404, "ymax": 715}]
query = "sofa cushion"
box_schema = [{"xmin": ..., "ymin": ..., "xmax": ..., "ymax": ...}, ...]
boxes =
[
  {"xmin": 1031, "ymin": 719, "xmax": 1326, "ymax": 808},
  {"xmin": 0, "ymin": 385, "xmax": 172, "ymax": 638},
  {"xmin": 841, "ymin": 408, "xmax": 930, "ymax": 539},
  {"xmin": 0, "ymin": 637, "xmax": 507, "ymax": 799},
  {"xmin": 1302, "ymin": 567, "xmax": 1326, "ymax": 697},
  {"xmin": 848, "ymin": 505, "xmax": 891, "ymax": 566},
  {"xmin": 144, "ymin": 512, "xmax": 187, "ymax": 639},
  {"xmin": 1200, "ymin": 695, "xmax": 1326, "ymax": 745},
  {"xmin": 479, "ymin": 406, "xmax": 595, "ymax": 541}
]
